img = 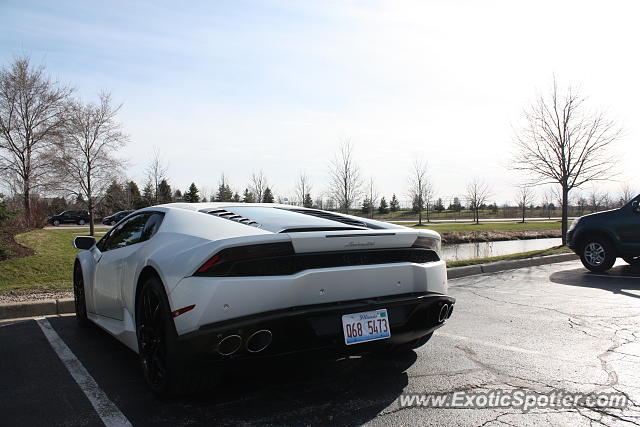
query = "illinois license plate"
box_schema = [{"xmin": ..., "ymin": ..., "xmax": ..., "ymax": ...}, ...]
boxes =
[{"xmin": 342, "ymin": 309, "xmax": 391, "ymax": 345}]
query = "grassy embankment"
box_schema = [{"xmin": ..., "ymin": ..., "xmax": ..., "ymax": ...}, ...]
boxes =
[
  {"xmin": 0, "ymin": 229, "xmax": 103, "ymax": 295},
  {"xmin": 446, "ymin": 246, "xmax": 571, "ymax": 268},
  {"xmin": 402, "ymin": 221, "xmax": 562, "ymax": 233}
]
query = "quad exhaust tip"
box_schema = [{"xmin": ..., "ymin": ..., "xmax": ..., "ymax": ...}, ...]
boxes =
[
  {"xmin": 438, "ymin": 304, "xmax": 449, "ymax": 323},
  {"xmin": 217, "ymin": 334, "xmax": 243, "ymax": 356},
  {"xmin": 246, "ymin": 329, "xmax": 273, "ymax": 353},
  {"xmin": 447, "ymin": 304, "xmax": 454, "ymax": 319}
]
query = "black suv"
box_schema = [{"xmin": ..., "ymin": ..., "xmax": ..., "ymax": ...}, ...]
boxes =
[
  {"xmin": 102, "ymin": 210, "xmax": 133, "ymax": 226},
  {"xmin": 48, "ymin": 210, "xmax": 91, "ymax": 226},
  {"xmin": 568, "ymin": 194, "xmax": 640, "ymax": 272}
]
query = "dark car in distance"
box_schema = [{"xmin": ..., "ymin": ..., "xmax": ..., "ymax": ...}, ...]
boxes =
[
  {"xmin": 48, "ymin": 210, "xmax": 90, "ymax": 226},
  {"xmin": 101, "ymin": 210, "xmax": 133, "ymax": 226},
  {"xmin": 568, "ymin": 194, "xmax": 640, "ymax": 272}
]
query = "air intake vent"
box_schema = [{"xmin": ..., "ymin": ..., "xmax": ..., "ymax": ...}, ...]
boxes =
[
  {"xmin": 205, "ymin": 208, "xmax": 260, "ymax": 227},
  {"xmin": 278, "ymin": 208, "xmax": 371, "ymax": 228}
]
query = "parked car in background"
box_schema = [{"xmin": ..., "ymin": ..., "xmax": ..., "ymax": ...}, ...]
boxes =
[
  {"xmin": 102, "ymin": 210, "xmax": 134, "ymax": 226},
  {"xmin": 568, "ymin": 194, "xmax": 640, "ymax": 272},
  {"xmin": 48, "ymin": 210, "xmax": 90, "ymax": 226}
]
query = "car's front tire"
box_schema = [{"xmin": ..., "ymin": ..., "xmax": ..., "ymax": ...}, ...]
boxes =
[
  {"xmin": 110, "ymin": 220, "xmax": 117, "ymax": 226},
  {"xmin": 580, "ymin": 237, "xmax": 616, "ymax": 272},
  {"xmin": 53, "ymin": 220, "xmax": 60, "ymax": 226},
  {"xmin": 78, "ymin": 219, "xmax": 85, "ymax": 225},
  {"xmin": 73, "ymin": 263, "xmax": 88, "ymax": 326},
  {"xmin": 623, "ymin": 256, "xmax": 640, "ymax": 267}
]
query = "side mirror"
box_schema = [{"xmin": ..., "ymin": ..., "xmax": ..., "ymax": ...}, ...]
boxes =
[
  {"xmin": 632, "ymin": 200, "xmax": 640, "ymax": 214},
  {"xmin": 74, "ymin": 236, "xmax": 96, "ymax": 250}
]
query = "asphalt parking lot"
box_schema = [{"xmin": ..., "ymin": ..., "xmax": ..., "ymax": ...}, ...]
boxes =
[{"xmin": 1, "ymin": 260, "xmax": 639, "ymax": 426}]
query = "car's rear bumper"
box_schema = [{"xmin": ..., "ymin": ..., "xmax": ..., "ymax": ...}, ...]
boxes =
[
  {"xmin": 173, "ymin": 292, "xmax": 455, "ymax": 362},
  {"xmin": 169, "ymin": 260, "xmax": 449, "ymax": 335}
]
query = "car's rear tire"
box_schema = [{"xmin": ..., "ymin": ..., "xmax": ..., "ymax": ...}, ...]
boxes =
[
  {"xmin": 78, "ymin": 219, "xmax": 85, "ymax": 225},
  {"xmin": 73, "ymin": 263, "xmax": 89, "ymax": 326},
  {"xmin": 623, "ymin": 256, "xmax": 640, "ymax": 267},
  {"xmin": 580, "ymin": 237, "xmax": 616, "ymax": 272},
  {"xmin": 136, "ymin": 276, "xmax": 218, "ymax": 396}
]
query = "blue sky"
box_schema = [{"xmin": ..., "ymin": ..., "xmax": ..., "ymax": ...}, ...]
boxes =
[{"xmin": 1, "ymin": 0, "xmax": 638, "ymax": 204}]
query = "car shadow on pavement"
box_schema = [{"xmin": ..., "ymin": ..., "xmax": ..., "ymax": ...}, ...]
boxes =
[
  {"xmin": 549, "ymin": 264, "xmax": 640, "ymax": 299},
  {"xmin": 47, "ymin": 316, "xmax": 415, "ymax": 426}
]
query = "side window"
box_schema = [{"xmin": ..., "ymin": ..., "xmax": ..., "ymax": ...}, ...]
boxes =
[
  {"xmin": 141, "ymin": 213, "xmax": 164, "ymax": 242},
  {"xmin": 101, "ymin": 214, "xmax": 150, "ymax": 251}
]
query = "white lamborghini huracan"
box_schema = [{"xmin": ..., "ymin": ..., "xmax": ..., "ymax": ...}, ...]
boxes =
[{"xmin": 73, "ymin": 203, "xmax": 455, "ymax": 395}]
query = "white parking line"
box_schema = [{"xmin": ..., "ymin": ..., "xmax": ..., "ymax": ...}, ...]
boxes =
[{"xmin": 36, "ymin": 318, "xmax": 132, "ymax": 427}]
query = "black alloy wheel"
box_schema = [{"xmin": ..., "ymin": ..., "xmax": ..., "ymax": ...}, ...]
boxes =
[
  {"xmin": 73, "ymin": 263, "xmax": 88, "ymax": 325},
  {"xmin": 137, "ymin": 279, "xmax": 171, "ymax": 393}
]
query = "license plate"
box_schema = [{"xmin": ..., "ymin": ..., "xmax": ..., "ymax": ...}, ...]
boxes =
[{"xmin": 342, "ymin": 309, "xmax": 391, "ymax": 345}]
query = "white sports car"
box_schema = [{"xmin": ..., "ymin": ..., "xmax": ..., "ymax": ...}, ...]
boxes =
[{"xmin": 73, "ymin": 203, "xmax": 455, "ymax": 395}]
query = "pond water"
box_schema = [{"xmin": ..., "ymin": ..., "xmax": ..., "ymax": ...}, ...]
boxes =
[{"xmin": 442, "ymin": 238, "xmax": 563, "ymax": 261}]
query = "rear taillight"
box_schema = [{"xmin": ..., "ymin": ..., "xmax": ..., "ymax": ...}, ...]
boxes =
[
  {"xmin": 412, "ymin": 235, "xmax": 441, "ymax": 255},
  {"xmin": 195, "ymin": 242, "xmax": 295, "ymax": 276}
]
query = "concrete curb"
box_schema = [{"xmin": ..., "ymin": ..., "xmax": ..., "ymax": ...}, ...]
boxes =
[
  {"xmin": 447, "ymin": 253, "xmax": 578, "ymax": 279},
  {"xmin": 0, "ymin": 253, "xmax": 579, "ymax": 320},
  {"xmin": 0, "ymin": 298, "xmax": 75, "ymax": 320}
]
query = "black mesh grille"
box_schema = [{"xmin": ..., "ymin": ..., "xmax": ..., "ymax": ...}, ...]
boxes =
[{"xmin": 195, "ymin": 248, "xmax": 439, "ymax": 277}]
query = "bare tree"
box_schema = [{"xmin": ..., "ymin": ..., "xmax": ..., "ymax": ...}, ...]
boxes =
[
  {"xmin": 0, "ymin": 56, "xmax": 72, "ymax": 226},
  {"xmin": 407, "ymin": 159, "xmax": 433, "ymax": 225},
  {"xmin": 515, "ymin": 186, "xmax": 534, "ymax": 223},
  {"xmin": 328, "ymin": 139, "xmax": 361, "ymax": 213},
  {"xmin": 512, "ymin": 78, "xmax": 621, "ymax": 244},
  {"xmin": 364, "ymin": 177, "xmax": 379, "ymax": 219},
  {"xmin": 619, "ymin": 183, "xmax": 636, "ymax": 207},
  {"xmin": 52, "ymin": 93, "xmax": 128, "ymax": 235},
  {"xmin": 146, "ymin": 147, "xmax": 168, "ymax": 204},
  {"xmin": 295, "ymin": 172, "xmax": 312, "ymax": 207},
  {"xmin": 465, "ymin": 177, "xmax": 491, "ymax": 224},
  {"xmin": 541, "ymin": 189, "xmax": 554, "ymax": 219},
  {"xmin": 250, "ymin": 171, "xmax": 268, "ymax": 203},
  {"xmin": 588, "ymin": 188, "xmax": 602, "ymax": 213}
]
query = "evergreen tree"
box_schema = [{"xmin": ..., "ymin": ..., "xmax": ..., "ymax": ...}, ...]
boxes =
[
  {"xmin": 232, "ymin": 192, "xmax": 241, "ymax": 202},
  {"xmin": 104, "ymin": 181, "xmax": 127, "ymax": 213},
  {"xmin": 378, "ymin": 196, "xmax": 389, "ymax": 214},
  {"xmin": 262, "ymin": 187, "xmax": 274, "ymax": 203},
  {"xmin": 157, "ymin": 179, "xmax": 173, "ymax": 204},
  {"xmin": 361, "ymin": 198, "xmax": 372, "ymax": 214},
  {"xmin": 216, "ymin": 183, "xmax": 234, "ymax": 202},
  {"xmin": 201, "ymin": 196, "xmax": 208, "ymax": 202},
  {"xmin": 390, "ymin": 194, "xmax": 400, "ymax": 212},
  {"xmin": 183, "ymin": 182, "xmax": 200, "ymax": 203},
  {"xmin": 173, "ymin": 189, "xmax": 183, "ymax": 202},
  {"xmin": 303, "ymin": 193, "xmax": 313, "ymax": 208},
  {"xmin": 242, "ymin": 188, "xmax": 255, "ymax": 203},
  {"xmin": 126, "ymin": 181, "xmax": 143, "ymax": 209},
  {"xmin": 142, "ymin": 182, "xmax": 154, "ymax": 206}
]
